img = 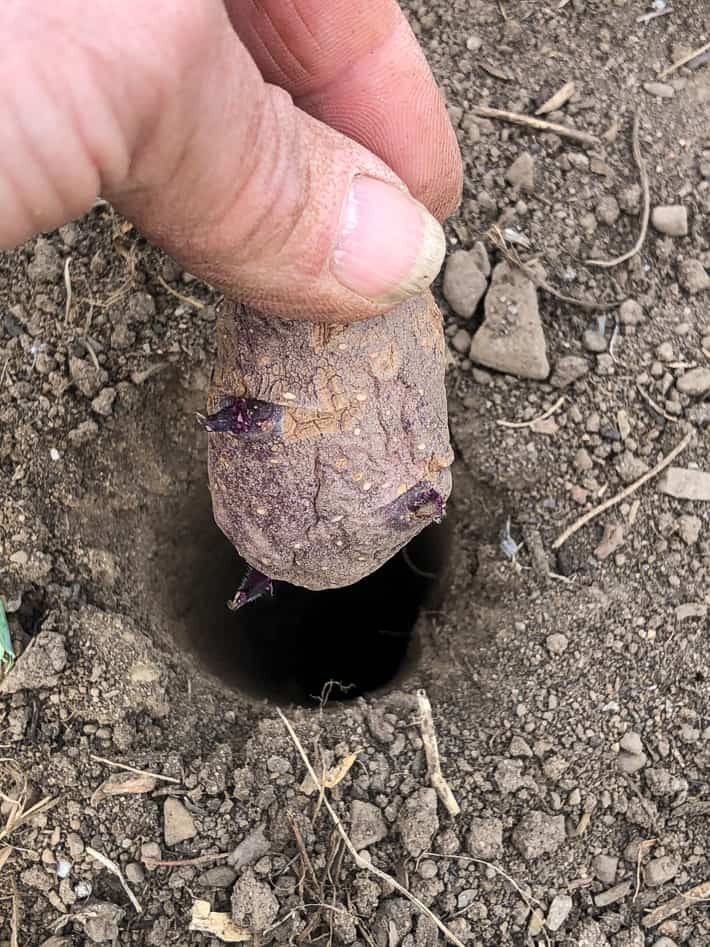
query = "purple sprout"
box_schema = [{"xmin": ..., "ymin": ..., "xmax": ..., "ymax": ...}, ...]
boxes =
[
  {"xmin": 390, "ymin": 481, "xmax": 445, "ymax": 527},
  {"xmin": 228, "ymin": 568, "xmax": 274, "ymax": 611},
  {"xmin": 197, "ymin": 397, "xmax": 283, "ymax": 438}
]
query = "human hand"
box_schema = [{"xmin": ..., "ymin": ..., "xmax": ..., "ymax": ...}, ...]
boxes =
[{"xmin": 1, "ymin": 1, "xmax": 462, "ymax": 321}]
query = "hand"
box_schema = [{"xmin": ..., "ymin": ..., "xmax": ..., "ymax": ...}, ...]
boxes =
[{"xmin": 0, "ymin": 1, "xmax": 462, "ymax": 321}]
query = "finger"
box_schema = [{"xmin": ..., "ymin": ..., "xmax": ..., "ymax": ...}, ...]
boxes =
[
  {"xmin": 0, "ymin": 2, "xmax": 446, "ymax": 321},
  {"xmin": 225, "ymin": 0, "xmax": 462, "ymax": 219}
]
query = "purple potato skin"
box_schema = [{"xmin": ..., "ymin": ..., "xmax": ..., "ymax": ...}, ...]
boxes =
[{"xmin": 205, "ymin": 292, "xmax": 453, "ymax": 590}]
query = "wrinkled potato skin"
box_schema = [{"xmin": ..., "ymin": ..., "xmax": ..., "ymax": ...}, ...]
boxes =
[{"xmin": 206, "ymin": 293, "xmax": 453, "ymax": 590}]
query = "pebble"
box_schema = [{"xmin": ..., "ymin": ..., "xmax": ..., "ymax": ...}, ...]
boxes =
[
  {"xmin": 505, "ymin": 152, "xmax": 535, "ymax": 192},
  {"xmin": 550, "ymin": 355, "xmax": 588, "ymax": 388},
  {"xmin": 0, "ymin": 631, "xmax": 68, "ymax": 695},
  {"xmin": 197, "ymin": 865, "xmax": 237, "ymax": 888},
  {"xmin": 574, "ymin": 448, "xmax": 593, "ymax": 472},
  {"xmin": 546, "ymin": 633, "xmax": 568, "ymax": 655},
  {"xmin": 676, "ymin": 602, "xmax": 707, "ymax": 621},
  {"xmin": 509, "ymin": 735, "xmax": 533, "ymax": 757},
  {"xmin": 616, "ymin": 451, "xmax": 648, "ymax": 485},
  {"xmin": 583, "ymin": 329, "xmax": 607, "ymax": 353},
  {"xmin": 644, "ymin": 81, "xmax": 675, "ymax": 98},
  {"xmin": 618, "ymin": 751, "xmax": 647, "ymax": 774},
  {"xmin": 125, "ymin": 862, "xmax": 146, "ymax": 886},
  {"xmin": 163, "ymin": 798, "xmax": 197, "ymax": 845},
  {"xmin": 350, "ymin": 800, "xmax": 387, "ymax": 851},
  {"xmin": 652, "ymin": 940, "xmax": 679, "ymax": 947},
  {"xmin": 91, "ymin": 387, "xmax": 117, "ymax": 417},
  {"xmin": 659, "ymin": 467, "xmax": 710, "ymax": 502},
  {"xmin": 645, "ymin": 855, "xmax": 680, "ymax": 887},
  {"xmin": 442, "ymin": 247, "xmax": 489, "ymax": 318},
  {"xmin": 651, "ymin": 205, "xmax": 688, "ymax": 237},
  {"xmin": 451, "ymin": 328, "xmax": 472, "ymax": 354},
  {"xmin": 594, "ymin": 879, "xmax": 633, "ymax": 907},
  {"xmin": 678, "ymin": 514, "xmax": 701, "ymax": 545},
  {"xmin": 596, "ymin": 195, "xmax": 620, "ymax": 226},
  {"xmin": 231, "ymin": 868, "xmax": 279, "ymax": 931},
  {"xmin": 469, "ymin": 260, "xmax": 549, "ymax": 379},
  {"xmin": 465, "ymin": 817, "xmax": 503, "ymax": 859},
  {"xmin": 592, "ymin": 853, "xmax": 618, "ymax": 884},
  {"xmin": 656, "ymin": 341, "xmax": 674, "ymax": 361},
  {"xmin": 577, "ymin": 919, "xmax": 610, "ymax": 946},
  {"xmin": 546, "ymin": 893, "xmax": 573, "ymax": 932},
  {"xmin": 595, "ymin": 522, "xmax": 624, "ymax": 560},
  {"xmin": 398, "ymin": 787, "xmax": 439, "ymax": 857},
  {"xmin": 619, "ymin": 299, "xmax": 643, "ymax": 326},
  {"xmin": 620, "ymin": 732, "xmax": 643, "ymax": 754},
  {"xmin": 678, "ymin": 259, "xmax": 710, "ymax": 294},
  {"xmin": 511, "ymin": 810, "xmax": 566, "ymax": 860},
  {"xmin": 676, "ymin": 367, "xmax": 710, "ymax": 396},
  {"xmin": 28, "ymin": 238, "xmax": 63, "ymax": 283}
]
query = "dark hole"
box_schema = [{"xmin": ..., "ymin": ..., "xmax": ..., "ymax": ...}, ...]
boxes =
[{"xmin": 157, "ymin": 485, "xmax": 452, "ymax": 706}]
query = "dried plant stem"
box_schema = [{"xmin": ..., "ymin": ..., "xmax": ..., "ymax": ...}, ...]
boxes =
[
  {"xmin": 472, "ymin": 105, "xmax": 599, "ymax": 147},
  {"xmin": 416, "ymin": 691, "xmax": 460, "ymax": 817},
  {"xmin": 90, "ymin": 754, "xmax": 179, "ymax": 784},
  {"xmin": 497, "ymin": 396, "xmax": 566, "ymax": 429},
  {"xmin": 658, "ymin": 39, "xmax": 710, "ymax": 79},
  {"xmin": 277, "ymin": 709, "xmax": 466, "ymax": 947},
  {"xmin": 642, "ymin": 878, "xmax": 710, "ymax": 927},
  {"xmin": 552, "ymin": 427, "xmax": 694, "ymax": 550}
]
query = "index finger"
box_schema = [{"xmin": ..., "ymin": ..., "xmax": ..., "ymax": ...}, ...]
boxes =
[{"xmin": 224, "ymin": 0, "xmax": 462, "ymax": 220}]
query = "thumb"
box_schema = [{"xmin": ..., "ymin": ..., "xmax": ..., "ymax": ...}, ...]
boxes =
[{"xmin": 109, "ymin": 11, "xmax": 447, "ymax": 322}]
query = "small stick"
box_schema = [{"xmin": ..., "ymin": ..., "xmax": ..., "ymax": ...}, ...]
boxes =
[
  {"xmin": 142, "ymin": 851, "xmax": 229, "ymax": 868},
  {"xmin": 658, "ymin": 39, "xmax": 710, "ymax": 79},
  {"xmin": 642, "ymin": 878, "xmax": 710, "ymax": 927},
  {"xmin": 157, "ymin": 274, "xmax": 205, "ymax": 310},
  {"xmin": 90, "ymin": 754, "xmax": 180, "ymax": 784},
  {"xmin": 636, "ymin": 384, "xmax": 678, "ymax": 424},
  {"xmin": 10, "ymin": 884, "xmax": 19, "ymax": 947},
  {"xmin": 633, "ymin": 838, "xmax": 657, "ymax": 901},
  {"xmin": 552, "ymin": 427, "xmax": 694, "ymax": 550},
  {"xmin": 277, "ymin": 709, "xmax": 466, "ymax": 947},
  {"xmin": 86, "ymin": 846, "xmax": 142, "ymax": 914},
  {"xmin": 497, "ymin": 396, "xmax": 566, "ymax": 429},
  {"xmin": 416, "ymin": 690, "xmax": 460, "ymax": 818},
  {"xmin": 638, "ymin": 7, "xmax": 672, "ymax": 23},
  {"xmin": 489, "ymin": 232, "xmax": 625, "ymax": 311},
  {"xmin": 421, "ymin": 852, "xmax": 545, "ymax": 914},
  {"xmin": 472, "ymin": 105, "xmax": 600, "ymax": 147},
  {"xmin": 63, "ymin": 258, "xmax": 74, "ymax": 324},
  {"xmin": 587, "ymin": 112, "xmax": 649, "ymax": 268}
]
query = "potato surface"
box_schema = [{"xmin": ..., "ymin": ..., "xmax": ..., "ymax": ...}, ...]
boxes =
[{"xmin": 204, "ymin": 292, "xmax": 452, "ymax": 590}]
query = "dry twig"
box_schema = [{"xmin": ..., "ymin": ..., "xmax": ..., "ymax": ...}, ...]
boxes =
[
  {"xmin": 472, "ymin": 105, "xmax": 599, "ymax": 147},
  {"xmin": 63, "ymin": 258, "xmax": 74, "ymax": 324},
  {"xmin": 416, "ymin": 691, "xmax": 460, "ymax": 817},
  {"xmin": 157, "ymin": 274, "xmax": 206, "ymax": 310},
  {"xmin": 636, "ymin": 384, "xmax": 678, "ymax": 423},
  {"xmin": 633, "ymin": 838, "xmax": 657, "ymax": 901},
  {"xmin": 87, "ymin": 846, "xmax": 142, "ymax": 913},
  {"xmin": 142, "ymin": 851, "xmax": 229, "ymax": 868},
  {"xmin": 658, "ymin": 39, "xmax": 710, "ymax": 79},
  {"xmin": 552, "ymin": 427, "xmax": 694, "ymax": 550},
  {"xmin": 10, "ymin": 884, "xmax": 19, "ymax": 947},
  {"xmin": 497, "ymin": 396, "xmax": 565, "ymax": 429},
  {"xmin": 642, "ymin": 878, "xmax": 710, "ymax": 927},
  {"xmin": 277, "ymin": 709, "xmax": 466, "ymax": 947},
  {"xmin": 586, "ymin": 112, "xmax": 649, "ymax": 268},
  {"xmin": 90, "ymin": 754, "xmax": 180, "ymax": 784}
]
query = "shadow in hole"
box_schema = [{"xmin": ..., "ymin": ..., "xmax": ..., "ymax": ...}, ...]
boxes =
[{"xmin": 158, "ymin": 484, "xmax": 452, "ymax": 706}]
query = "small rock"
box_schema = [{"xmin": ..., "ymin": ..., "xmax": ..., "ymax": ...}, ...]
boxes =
[
  {"xmin": 676, "ymin": 367, "xmax": 710, "ymax": 396},
  {"xmin": 644, "ymin": 81, "xmax": 675, "ymax": 98},
  {"xmin": 596, "ymin": 195, "xmax": 620, "ymax": 226},
  {"xmin": 678, "ymin": 259, "xmax": 710, "ymax": 294},
  {"xmin": 619, "ymin": 185, "xmax": 642, "ymax": 216},
  {"xmin": 620, "ymin": 732, "xmax": 644, "ymax": 754},
  {"xmin": 593, "ymin": 853, "xmax": 618, "ymax": 885},
  {"xmin": 652, "ymin": 939, "xmax": 679, "ymax": 947},
  {"xmin": 574, "ymin": 448, "xmax": 593, "ymax": 471},
  {"xmin": 577, "ymin": 919, "xmax": 610, "ymax": 946},
  {"xmin": 583, "ymin": 329, "xmax": 607, "ymax": 353},
  {"xmin": 228, "ymin": 824, "xmax": 270, "ymax": 870},
  {"xmin": 512, "ymin": 810, "xmax": 566, "ymax": 860},
  {"xmin": 678, "ymin": 514, "xmax": 701, "ymax": 545},
  {"xmin": 91, "ymin": 387, "xmax": 116, "ymax": 417},
  {"xmin": 652, "ymin": 205, "xmax": 688, "ymax": 237},
  {"xmin": 163, "ymin": 798, "xmax": 197, "ymax": 845},
  {"xmin": 618, "ymin": 752, "xmax": 647, "ymax": 774},
  {"xmin": 69, "ymin": 356, "xmax": 102, "ymax": 398},
  {"xmin": 0, "ymin": 630, "xmax": 67, "ymax": 694},
  {"xmin": 231, "ymin": 868, "xmax": 279, "ymax": 931},
  {"xmin": 546, "ymin": 633, "xmax": 568, "ymax": 655},
  {"xmin": 509, "ymin": 735, "xmax": 533, "ymax": 757},
  {"xmin": 350, "ymin": 800, "xmax": 387, "ymax": 851},
  {"xmin": 645, "ymin": 855, "xmax": 680, "ymax": 887},
  {"xmin": 616, "ymin": 451, "xmax": 648, "ymax": 485},
  {"xmin": 443, "ymin": 248, "xmax": 489, "ymax": 318},
  {"xmin": 619, "ymin": 299, "xmax": 643, "ymax": 326},
  {"xmin": 466, "ymin": 817, "xmax": 503, "ymax": 859},
  {"xmin": 197, "ymin": 866, "xmax": 237, "ymax": 888},
  {"xmin": 595, "ymin": 522, "xmax": 624, "ymax": 560},
  {"xmin": 550, "ymin": 355, "xmax": 588, "ymax": 388},
  {"xmin": 82, "ymin": 902, "xmax": 125, "ymax": 944},
  {"xmin": 469, "ymin": 261, "xmax": 549, "ymax": 379},
  {"xmin": 451, "ymin": 327, "xmax": 473, "ymax": 354},
  {"xmin": 659, "ymin": 467, "xmax": 710, "ymax": 502},
  {"xmin": 28, "ymin": 238, "xmax": 63, "ymax": 283},
  {"xmin": 546, "ymin": 894, "xmax": 573, "ymax": 932},
  {"xmin": 594, "ymin": 880, "xmax": 633, "ymax": 907},
  {"xmin": 675, "ymin": 602, "xmax": 707, "ymax": 622},
  {"xmin": 505, "ymin": 152, "xmax": 535, "ymax": 192},
  {"xmin": 398, "ymin": 787, "xmax": 439, "ymax": 857},
  {"xmin": 124, "ymin": 862, "xmax": 145, "ymax": 886}
]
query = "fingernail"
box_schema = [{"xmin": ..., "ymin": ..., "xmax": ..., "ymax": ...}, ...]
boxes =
[{"xmin": 332, "ymin": 176, "xmax": 446, "ymax": 305}]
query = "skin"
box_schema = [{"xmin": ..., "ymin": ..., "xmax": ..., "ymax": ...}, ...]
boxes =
[{"xmin": 0, "ymin": 0, "xmax": 462, "ymax": 321}]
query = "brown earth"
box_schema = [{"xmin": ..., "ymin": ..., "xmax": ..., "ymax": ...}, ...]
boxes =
[{"xmin": 2, "ymin": 2, "xmax": 710, "ymax": 945}]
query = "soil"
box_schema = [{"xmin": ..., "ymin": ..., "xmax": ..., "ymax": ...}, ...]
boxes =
[{"xmin": 2, "ymin": 3, "xmax": 710, "ymax": 945}]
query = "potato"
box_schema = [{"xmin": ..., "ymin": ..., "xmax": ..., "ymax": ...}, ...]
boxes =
[{"xmin": 200, "ymin": 292, "xmax": 452, "ymax": 595}]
